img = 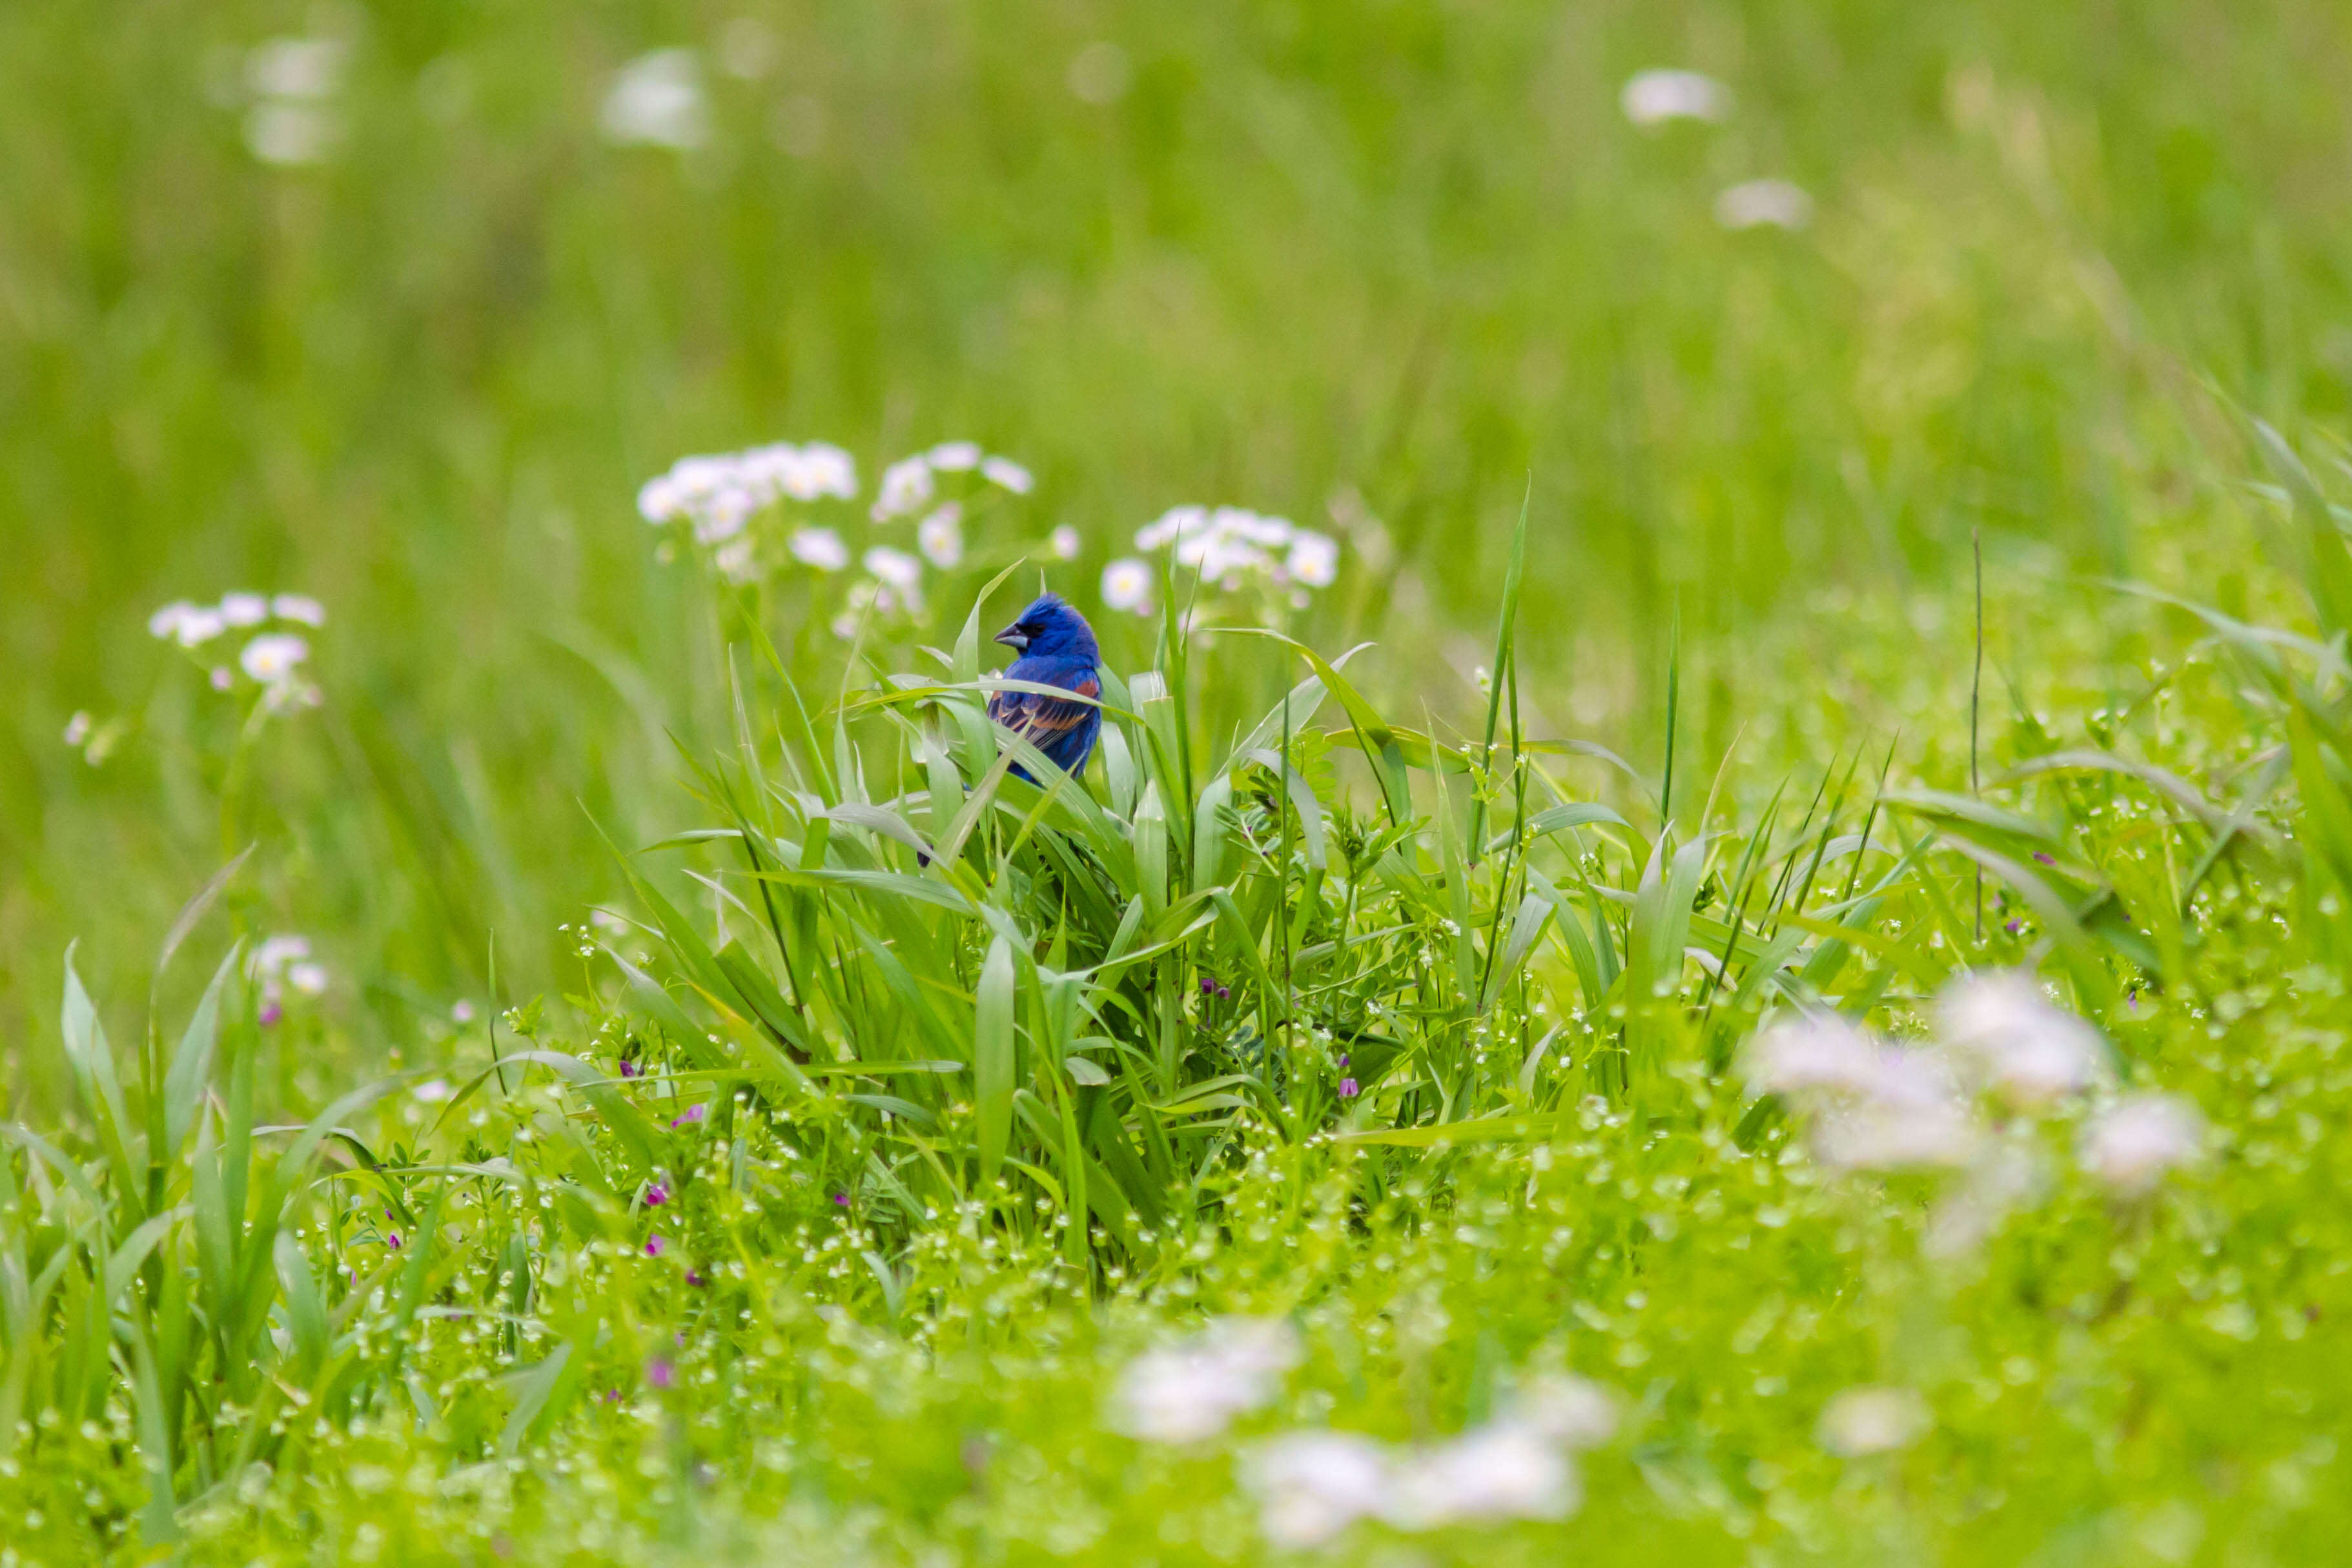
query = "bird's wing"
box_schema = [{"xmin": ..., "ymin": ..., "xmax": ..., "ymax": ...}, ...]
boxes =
[{"xmin": 987, "ymin": 670, "xmax": 1099, "ymax": 757}]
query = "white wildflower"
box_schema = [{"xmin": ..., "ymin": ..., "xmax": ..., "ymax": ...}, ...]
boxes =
[
  {"xmin": 926, "ymin": 441, "xmax": 982, "ymax": 472},
  {"xmin": 209, "ymin": 667, "xmax": 233, "ymax": 691},
  {"xmin": 1286, "ymin": 530, "xmax": 1340, "ymax": 587},
  {"xmin": 287, "ymin": 961, "xmax": 330, "ymax": 996},
  {"xmin": 1715, "ymin": 179, "xmax": 1814, "ymax": 230},
  {"xmin": 601, "ymin": 49, "xmax": 709, "ymax": 151},
  {"xmin": 1243, "ymin": 1432, "xmax": 1389, "ymax": 1548},
  {"xmin": 271, "ymin": 593, "xmax": 327, "ymax": 626},
  {"xmin": 872, "ymin": 456, "xmax": 934, "ymax": 521},
  {"xmin": 151, "ymin": 602, "xmax": 229, "ymax": 647},
  {"xmin": 1101, "ymin": 558, "xmax": 1154, "ymax": 613},
  {"xmin": 451, "ymin": 1001, "xmax": 476, "ymax": 1024},
  {"xmin": 1384, "ymin": 1423, "xmax": 1578, "ymax": 1529},
  {"xmin": 63, "ymin": 712, "xmax": 92, "ymax": 747},
  {"xmin": 239, "ymin": 633, "xmax": 310, "ymax": 685},
  {"xmin": 1050, "ymin": 524, "xmax": 1082, "ymax": 560},
  {"xmin": 789, "ymin": 527, "xmax": 850, "ymax": 571},
  {"xmin": 1817, "ymin": 1387, "xmax": 1930, "ymax": 1457},
  {"xmin": 917, "ymin": 504, "xmax": 965, "ymax": 568},
  {"xmin": 2080, "ymin": 1094, "xmax": 2204, "ymax": 1196},
  {"xmin": 1810, "ymin": 1090, "xmax": 1980, "ymax": 1172},
  {"xmin": 712, "ymin": 536, "xmax": 758, "ymax": 582},
  {"xmin": 1621, "ymin": 68, "xmax": 1729, "ymax": 127},
  {"xmin": 1110, "ymin": 1317, "xmax": 1300, "ymax": 1444},
  {"xmin": 778, "ymin": 442, "xmax": 857, "ymax": 500},
  {"xmin": 220, "ymin": 591, "xmax": 271, "ymax": 627},
  {"xmin": 1925, "ymin": 1137, "xmax": 2045, "ymax": 1259},
  {"xmin": 980, "ymin": 455, "xmax": 1034, "ymax": 494},
  {"xmin": 1936, "ymin": 970, "xmax": 2109, "ymax": 1107},
  {"xmin": 413, "ymin": 1077, "xmax": 456, "ymax": 1104},
  {"xmin": 1744, "ymin": 1014, "xmax": 1885, "ymax": 1097},
  {"xmin": 861, "ymin": 547, "xmax": 925, "ymax": 614}
]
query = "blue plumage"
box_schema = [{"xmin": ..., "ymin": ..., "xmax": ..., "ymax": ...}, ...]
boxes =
[{"xmin": 987, "ymin": 594, "xmax": 1103, "ymax": 782}]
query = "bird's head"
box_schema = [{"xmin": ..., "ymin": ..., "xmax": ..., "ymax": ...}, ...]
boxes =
[{"xmin": 994, "ymin": 593, "xmax": 1098, "ymax": 662}]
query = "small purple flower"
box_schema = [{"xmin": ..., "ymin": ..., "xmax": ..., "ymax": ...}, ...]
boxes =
[
  {"xmin": 686, "ymin": 1267, "xmax": 708, "ymax": 1288},
  {"xmin": 647, "ymin": 1356, "xmax": 675, "ymax": 1391},
  {"xmin": 668, "ymin": 1103, "xmax": 708, "ymax": 1129},
  {"xmin": 644, "ymin": 1235, "xmax": 666, "ymax": 1257},
  {"xmin": 2034, "ymin": 851, "xmax": 2056, "ymax": 866},
  {"xmin": 604, "ymin": 1388, "xmax": 621, "ymax": 1403},
  {"xmin": 1337, "ymin": 1054, "xmax": 1351, "ymax": 1070},
  {"xmin": 258, "ymin": 1001, "xmax": 283, "ymax": 1028},
  {"xmin": 2005, "ymin": 919, "xmax": 2023, "ymax": 935},
  {"xmin": 386, "ymin": 1232, "xmax": 402, "ymax": 1250},
  {"xmin": 619, "ymin": 1059, "xmax": 640, "ymax": 1079},
  {"xmin": 644, "ymin": 1183, "xmax": 668, "ymax": 1208},
  {"xmin": 1338, "ymin": 1077, "xmax": 1360, "ymax": 1099},
  {"xmin": 832, "ymin": 1192, "xmax": 851, "ymax": 1208},
  {"xmin": 686, "ymin": 1103, "xmax": 706, "ymax": 1122},
  {"xmin": 1200, "ymin": 977, "xmax": 1216, "ymax": 996},
  {"xmin": 1216, "ymin": 985, "xmax": 1231, "ymax": 1001}
]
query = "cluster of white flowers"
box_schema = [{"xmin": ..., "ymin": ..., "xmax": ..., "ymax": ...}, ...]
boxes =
[
  {"xmin": 249, "ymin": 933, "xmax": 329, "ymax": 1018},
  {"xmin": 1100, "ymin": 504, "xmax": 1340, "ymax": 618},
  {"xmin": 1618, "ymin": 68, "xmax": 1812, "ymax": 231},
  {"xmin": 148, "ymin": 593, "xmax": 326, "ymax": 710},
  {"xmin": 602, "ymin": 48, "xmax": 710, "ymax": 152},
  {"xmin": 1746, "ymin": 971, "xmax": 2203, "ymax": 1221},
  {"xmin": 1109, "ymin": 1317, "xmax": 1300, "ymax": 1443},
  {"xmin": 637, "ymin": 442, "xmax": 857, "ymax": 548},
  {"xmin": 870, "ymin": 442, "xmax": 1033, "ymax": 524},
  {"xmin": 1241, "ymin": 1376, "xmax": 1617, "ymax": 1548},
  {"xmin": 240, "ymin": 36, "xmax": 347, "ymax": 166}
]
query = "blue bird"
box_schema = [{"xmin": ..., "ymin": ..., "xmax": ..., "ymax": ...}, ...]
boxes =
[{"xmin": 987, "ymin": 594, "xmax": 1102, "ymax": 783}]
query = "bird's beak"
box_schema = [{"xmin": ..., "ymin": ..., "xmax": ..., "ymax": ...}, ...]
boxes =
[{"xmin": 993, "ymin": 624, "xmax": 1029, "ymax": 651}]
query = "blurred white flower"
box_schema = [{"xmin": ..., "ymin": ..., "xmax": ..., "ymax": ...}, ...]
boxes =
[
  {"xmin": 246, "ymin": 36, "xmax": 346, "ymax": 101},
  {"xmin": 249, "ymin": 934, "xmax": 327, "ymax": 1007},
  {"xmin": 1067, "ymin": 41, "xmax": 1134, "ymax": 107},
  {"xmin": 1744, "ymin": 1014, "xmax": 1885, "ymax": 1097},
  {"xmin": 602, "ymin": 49, "xmax": 709, "ymax": 150},
  {"xmin": 712, "ymin": 537, "xmax": 758, "ymax": 582},
  {"xmin": 872, "ymin": 456, "xmax": 935, "ymax": 521},
  {"xmin": 451, "ymin": 1000, "xmax": 476, "ymax": 1024},
  {"xmin": 789, "ymin": 527, "xmax": 850, "ymax": 571},
  {"xmin": 1049, "ymin": 525, "xmax": 1082, "ymax": 560},
  {"xmin": 252, "ymin": 935, "xmax": 312, "ymax": 975},
  {"xmin": 2080, "ymin": 1094, "xmax": 2204, "ymax": 1196},
  {"xmin": 220, "ymin": 591, "xmax": 270, "ymax": 627},
  {"xmin": 1286, "ymin": 530, "xmax": 1340, "ymax": 587},
  {"xmin": 63, "ymin": 711, "xmax": 92, "ymax": 747},
  {"xmin": 589, "ymin": 908, "xmax": 631, "ymax": 937},
  {"xmin": 287, "ymin": 961, "xmax": 330, "ymax": 997},
  {"xmin": 1621, "ymin": 68, "xmax": 1729, "ymax": 127},
  {"xmin": 861, "ymin": 547, "xmax": 926, "ymax": 615},
  {"xmin": 1748, "ymin": 1016, "xmax": 1981, "ymax": 1172},
  {"xmin": 1817, "ymin": 1387, "xmax": 1930, "ymax": 1457},
  {"xmin": 209, "ymin": 667, "xmax": 234, "ymax": 691},
  {"xmin": 1810, "ymin": 1084, "xmax": 1981, "ymax": 1172},
  {"xmin": 413, "ymin": 1077, "xmax": 456, "ymax": 1103},
  {"xmin": 1110, "ymin": 1317, "xmax": 1300, "ymax": 1443},
  {"xmin": 1101, "ymin": 558, "xmax": 1154, "ymax": 613},
  {"xmin": 1936, "ymin": 970, "xmax": 2109, "ymax": 1107},
  {"xmin": 1715, "ymin": 179, "xmax": 1814, "ymax": 230},
  {"xmin": 1384, "ymin": 1423, "xmax": 1578, "ymax": 1529},
  {"xmin": 980, "ymin": 456, "xmax": 1034, "ymax": 494},
  {"xmin": 917, "ymin": 504, "xmax": 965, "ymax": 568},
  {"xmin": 245, "ymin": 101, "xmax": 337, "ymax": 166},
  {"xmin": 1925, "ymin": 1137, "xmax": 2045, "ymax": 1259},
  {"xmin": 1244, "ymin": 1432, "xmax": 1389, "ymax": 1548},
  {"xmin": 927, "ymin": 441, "xmax": 982, "ymax": 472},
  {"xmin": 640, "ymin": 442, "xmax": 854, "ymax": 547},
  {"xmin": 150, "ymin": 601, "xmax": 229, "ymax": 647},
  {"xmin": 240, "ymin": 633, "xmax": 310, "ymax": 685},
  {"xmin": 271, "ymin": 593, "xmax": 327, "ymax": 627}
]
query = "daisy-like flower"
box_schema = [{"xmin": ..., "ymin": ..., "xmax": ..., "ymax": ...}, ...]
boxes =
[
  {"xmin": 639, "ymin": 442, "xmax": 857, "ymax": 548},
  {"xmin": 1383, "ymin": 1423, "xmax": 1579, "ymax": 1528},
  {"xmin": 2080, "ymin": 1094, "xmax": 2204, "ymax": 1196},
  {"xmin": 1245, "ymin": 1432, "xmax": 1390, "ymax": 1549},
  {"xmin": 150, "ymin": 602, "xmax": 229, "ymax": 647},
  {"xmin": 927, "ymin": 440, "xmax": 983, "ymax": 471},
  {"xmin": 1715, "ymin": 179, "xmax": 1814, "ymax": 230},
  {"xmin": 1746, "ymin": 1015, "xmax": 1981, "ymax": 1172},
  {"xmin": 1287, "ymin": 531, "xmax": 1340, "ymax": 588},
  {"xmin": 1134, "ymin": 505, "xmax": 1340, "ymax": 604},
  {"xmin": 220, "ymin": 591, "xmax": 271, "ymax": 627},
  {"xmin": 240, "ymin": 633, "xmax": 310, "ymax": 686},
  {"xmin": 861, "ymin": 546, "xmax": 925, "ymax": 615},
  {"xmin": 788, "ymin": 527, "xmax": 850, "ymax": 571},
  {"xmin": 872, "ymin": 456, "xmax": 936, "ymax": 522},
  {"xmin": 249, "ymin": 934, "xmax": 327, "ymax": 1012},
  {"xmin": 980, "ymin": 456, "xmax": 1034, "ymax": 494},
  {"xmin": 271, "ymin": 593, "xmax": 327, "ymax": 626},
  {"xmin": 601, "ymin": 48, "xmax": 709, "ymax": 151},
  {"xmin": 1049, "ymin": 524, "xmax": 1082, "ymax": 560},
  {"xmin": 917, "ymin": 504, "xmax": 965, "ymax": 568},
  {"xmin": 1101, "ymin": 558, "xmax": 1154, "ymax": 613},
  {"xmin": 1110, "ymin": 1317, "xmax": 1301, "ymax": 1444},
  {"xmin": 1620, "ymin": 68, "xmax": 1730, "ymax": 127}
]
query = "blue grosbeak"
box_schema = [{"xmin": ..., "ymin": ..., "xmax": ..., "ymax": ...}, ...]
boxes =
[{"xmin": 988, "ymin": 594, "xmax": 1102, "ymax": 782}]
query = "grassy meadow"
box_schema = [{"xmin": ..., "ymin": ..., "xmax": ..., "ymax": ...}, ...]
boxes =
[{"xmin": 6, "ymin": 1, "xmax": 2352, "ymax": 1562}]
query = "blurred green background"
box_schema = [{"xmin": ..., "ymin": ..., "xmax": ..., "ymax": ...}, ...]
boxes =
[{"xmin": 4, "ymin": 0, "xmax": 2347, "ymax": 1086}]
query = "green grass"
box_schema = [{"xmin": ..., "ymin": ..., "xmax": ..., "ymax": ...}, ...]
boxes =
[{"xmin": 9, "ymin": 1, "xmax": 2352, "ymax": 1562}]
